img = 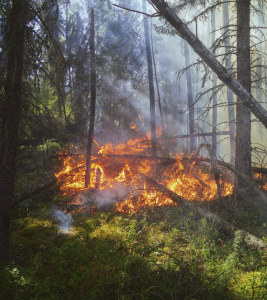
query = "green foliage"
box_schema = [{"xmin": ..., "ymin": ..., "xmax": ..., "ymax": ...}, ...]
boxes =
[
  {"xmin": 37, "ymin": 139, "xmax": 62, "ymax": 156},
  {"xmin": 2, "ymin": 203, "xmax": 267, "ymax": 300}
]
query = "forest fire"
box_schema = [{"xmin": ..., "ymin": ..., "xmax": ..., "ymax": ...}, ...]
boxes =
[{"xmin": 55, "ymin": 135, "xmax": 234, "ymax": 214}]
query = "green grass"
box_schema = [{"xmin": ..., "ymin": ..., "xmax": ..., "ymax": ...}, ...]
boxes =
[{"xmin": 1, "ymin": 193, "xmax": 267, "ymax": 300}]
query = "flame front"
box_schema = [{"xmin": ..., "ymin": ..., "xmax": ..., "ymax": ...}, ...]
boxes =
[{"xmin": 55, "ymin": 135, "xmax": 234, "ymax": 213}]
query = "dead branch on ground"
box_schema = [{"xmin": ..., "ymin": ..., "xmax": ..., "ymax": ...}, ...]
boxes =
[
  {"xmin": 142, "ymin": 173, "xmax": 266, "ymax": 249},
  {"xmin": 11, "ymin": 178, "xmax": 57, "ymax": 208}
]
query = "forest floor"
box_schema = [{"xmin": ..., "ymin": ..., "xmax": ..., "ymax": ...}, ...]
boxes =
[{"xmin": 1, "ymin": 186, "xmax": 267, "ymax": 300}]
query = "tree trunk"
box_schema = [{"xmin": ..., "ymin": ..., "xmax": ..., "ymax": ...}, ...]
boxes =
[
  {"xmin": 223, "ymin": 0, "xmax": 236, "ymax": 162},
  {"xmin": 256, "ymin": 0, "xmax": 263, "ymax": 103},
  {"xmin": 211, "ymin": 1, "xmax": 217, "ymax": 156},
  {"xmin": 235, "ymin": 0, "xmax": 252, "ymax": 196},
  {"xmin": 264, "ymin": 3, "xmax": 267, "ymax": 110},
  {"xmin": 256, "ymin": 0, "xmax": 264, "ymax": 137},
  {"xmin": 184, "ymin": 40, "xmax": 196, "ymax": 151},
  {"xmin": 0, "ymin": 0, "xmax": 26, "ymax": 263},
  {"xmin": 149, "ymin": 0, "xmax": 267, "ymax": 128},
  {"xmin": 85, "ymin": 9, "xmax": 96, "ymax": 188},
  {"xmin": 151, "ymin": 18, "xmax": 169, "ymax": 157},
  {"xmin": 56, "ymin": 72, "xmax": 62, "ymax": 118},
  {"xmin": 142, "ymin": 0, "xmax": 157, "ymax": 156}
]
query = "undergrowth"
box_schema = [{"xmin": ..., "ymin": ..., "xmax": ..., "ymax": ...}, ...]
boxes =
[{"xmin": 1, "ymin": 193, "xmax": 267, "ymax": 300}]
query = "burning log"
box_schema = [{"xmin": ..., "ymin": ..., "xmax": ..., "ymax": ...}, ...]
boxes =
[
  {"xmin": 95, "ymin": 167, "xmax": 102, "ymax": 189},
  {"xmin": 196, "ymin": 157, "xmax": 267, "ymax": 203},
  {"xmin": 95, "ymin": 153, "xmax": 177, "ymax": 164},
  {"xmin": 192, "ymin": 157, "xmax": 267, "ymax": 176},
  {"xmin": 96, "ymin": 153, "xmax": 267, "ymax": 177},
  {"xmin": 10, "ymin": 162, "xmax": 93, "ymax": 209},
  {"xmin": 143, "ymin": 174, "xmax": 266, "ymax": 249},
  {"xmin": 252, "ymin": 167, "xmax": 267, "ymax": 175},
  {"xmin": 198, "ymin": 144, "xmax": 222, "ymax": 204},
  {"xmin": 190, "ymin": 169, "xmax": 209, "ymax": 189},
  {"xmin": 50, "ymin": 152, "xmax": 267, "ymax": 177},
  {"xmin": 96, "ymin": 153, "xmax": 267, "ymax": 179},
  {"xmin": 52, "ymin": 153, "xmax": 177, "ymax": 165}
]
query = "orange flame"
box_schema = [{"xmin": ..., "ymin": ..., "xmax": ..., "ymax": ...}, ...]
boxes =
[{"xmin": 55, "ymin": 134, "xmax": 234, "ymax": 213}]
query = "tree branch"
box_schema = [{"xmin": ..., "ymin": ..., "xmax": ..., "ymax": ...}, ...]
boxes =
[{"xmin": 150, "ymin": 0, "xmax": 267, "ymax": 128}]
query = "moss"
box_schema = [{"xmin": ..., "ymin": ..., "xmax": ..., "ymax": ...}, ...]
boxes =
[{"xmin": 2, "ymin": 203, "xmax": 267, "ymax": 300}]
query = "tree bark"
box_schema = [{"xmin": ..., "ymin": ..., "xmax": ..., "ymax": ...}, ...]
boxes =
[
  {"xmin": 264, "ymin": 3, "xmax": 267, "ymax": 111},
  {"xmin": 211, "ymin": 0, "xmax": 218, "ymax": 157},
  {"xmin": 235, "ymin": 0, "xmax": 252, "ymax": 196},
  {"xmin": 142, "ymin": 0, "xmax": 157, "ymax": 156},
  {"xmin": 184, "ymin": 40, "xmax": 196, "ymax": 151},
  {"xmin": 256, "ymin": 0, "xmax": 264, "ymax": 137},
  {"xmin": 0, "ymin": 0, "xmax": 27, "ymax": 263},
  {"xmin": 56, "ymin": 72, "xmax": 63, "ymax": 117},
  {"xmin": 222, "ymin": 0, "xmax": 236, "ymax": 161},
  {"xmin": 85, "ymin": 9, "xmax": 96, "ymax": 188},
  {"xmin": 256, "ymin": 0, "xmax": 263, "ymax": 106},
  {"xmin": 149, "ymin": 0, "xmax": 267, "ymax": 128}
]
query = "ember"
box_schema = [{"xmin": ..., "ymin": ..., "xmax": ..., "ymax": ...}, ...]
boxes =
[{"xmin": 55, "ymin": 135, "xmax": 234, "ymax": 213}]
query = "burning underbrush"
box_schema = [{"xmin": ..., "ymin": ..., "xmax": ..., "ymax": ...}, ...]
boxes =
[{"xmin": 55, "ymin": 135, "xmax": 234, "ymax": 214}]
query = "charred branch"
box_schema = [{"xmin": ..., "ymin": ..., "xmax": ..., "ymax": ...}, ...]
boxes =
[{"xmin": 165, "ymin": 131, "xmax": 230, "ymax": 140}]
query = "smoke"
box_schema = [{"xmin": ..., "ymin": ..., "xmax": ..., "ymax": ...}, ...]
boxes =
[
  {"xmin": 72, "ymin": 182, "xmax": 138, "ymax": 209},
  {"xmin": 94, "ymin": 182, "xmax": 133, "ymax": 206},
  {"xmin": 53, "ymin": 208, "xmax": 73, "ymax": 234}
]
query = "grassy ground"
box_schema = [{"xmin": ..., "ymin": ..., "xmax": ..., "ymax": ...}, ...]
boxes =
[{"xmin": 1, "ymin": 190, "xmax": 267, "ymax": 300}]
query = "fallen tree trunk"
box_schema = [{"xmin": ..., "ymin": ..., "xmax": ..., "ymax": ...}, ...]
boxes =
[
  {"xmin": 196, "ymin": 157, "xmax": 267, "ymax": 176},
  {"xmin": 252, "ymin": 167, "xmax": 267, "ymax": 175},
  {"xmin": 11, "ymin": 178, "xmax": 57, "ymax": 209},
  {"xmin": 149, "ymin": 0, "xmax": 267, "ymax": 128},
  {"xmin": 98, "ymin": 154, "xmax": 267, "ymax": 178},
  {"xmin": 95, "ymin": 153, "xmax": 177, "ymax": 164},
  {"xmin": 18, "ymin": 153, "xmax": 265, "ymax": 211},
  {"xmin": 163, "ymin": 131, "xmax": 230, "ymax": 140},
  {"xmin": 142, "ymin": 173, "xmax": 266, "ymax": 249},
  {"xmin": 51, "ymin": 153, "xmax": 267, "ymax": 176},
  {"xmin": 10, "ymin": 157, "xmax": 105, "ymax": 208}
]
